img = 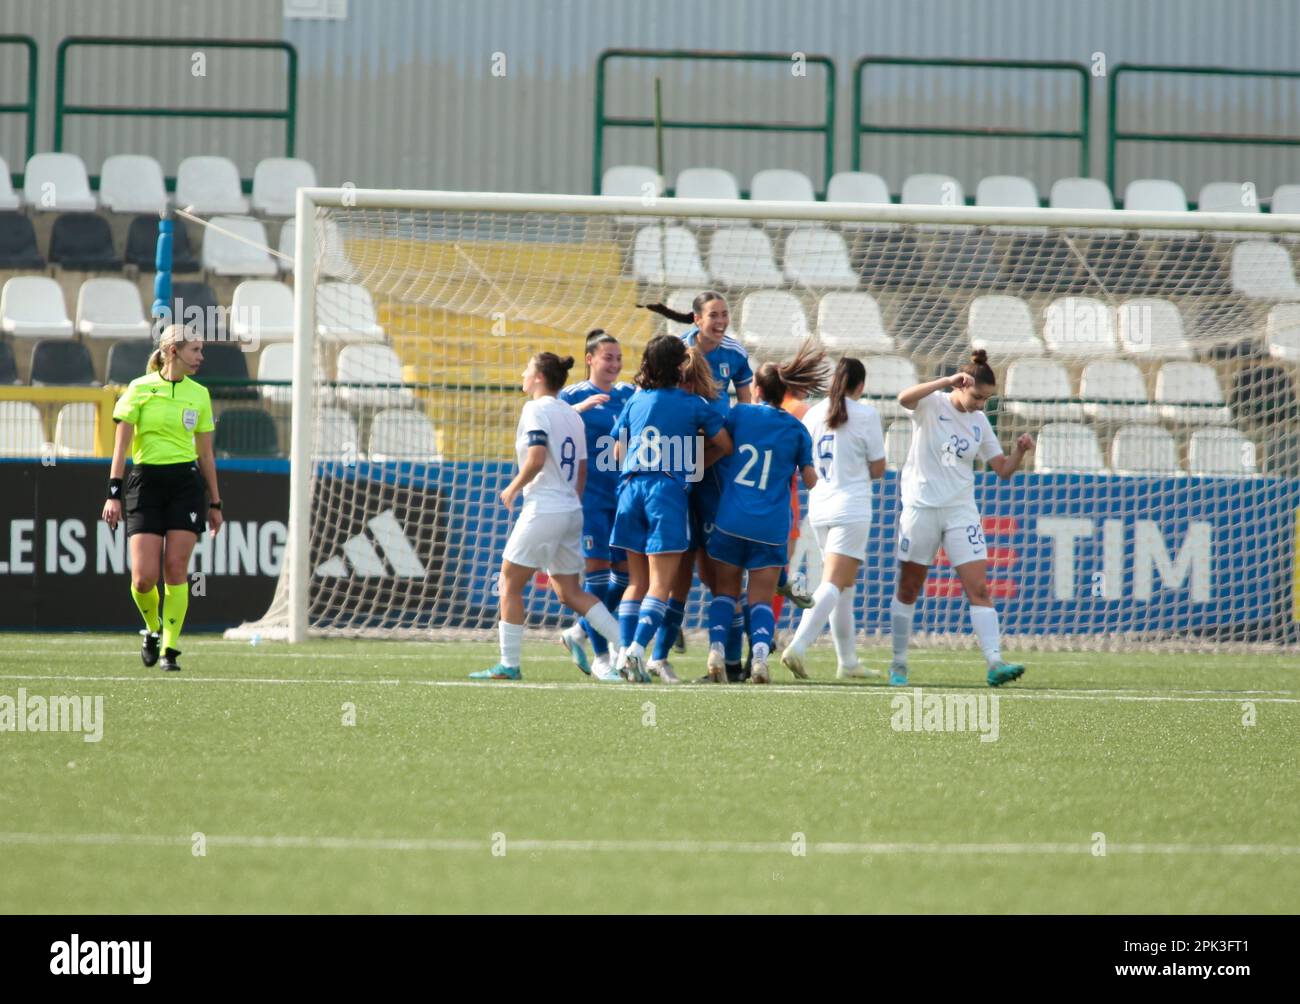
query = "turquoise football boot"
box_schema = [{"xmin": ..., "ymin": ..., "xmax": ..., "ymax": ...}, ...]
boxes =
[{"xmin": 469, "ymin": 663, "xmax": 522, "ymax": 681}]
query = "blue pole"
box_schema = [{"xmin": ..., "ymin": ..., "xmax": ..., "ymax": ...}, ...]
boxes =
[{"xmin": 151, "ymin": 214, "xmax": 174, "ymax": 330}]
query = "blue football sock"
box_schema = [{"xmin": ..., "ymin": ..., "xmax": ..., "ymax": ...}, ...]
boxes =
[
  {"xmin": 652, "ymin": 598, "xmax": 686, "ymax": 662},
  {"xmin": 618, "ymin": 599, "xmax": 640, "ymax": 650},
  {"xmin": 749, "ymin": 602, "xmax": 774, "ymax": 656},
  {"xmin": 607, "ymin": 570, "xmax": 629, "ymax": 609},
  {"xmin": 581, "ymin": 570, "xmax": 613, "ymax": 656},
  {"xmin": 709, "ymin": 595, "xmax": 738, "ymax": 650},
  {"xmin": 632, "ymin": 596, "xmax": 667, "ymax": 650},
  {"xmin": 778, "ymin": 567, "xmax": 789, "ymax": 588},
  {"xmin": 725, "ymin": 600, "xmax": 748, "ymax": 663}
]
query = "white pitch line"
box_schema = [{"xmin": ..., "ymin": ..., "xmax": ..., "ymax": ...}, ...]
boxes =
[
  {"xmin": 0, "ymin": 831, "xmax": 1295, "ymax": 857},
  {"xmin": 0, "ymin": 672, "xmax": 1296, "ymax": 704}
]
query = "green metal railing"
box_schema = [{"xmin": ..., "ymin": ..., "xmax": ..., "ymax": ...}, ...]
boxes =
[
  {"xmin": 54, "ymin": 36, "xmax": 297, "ymax": 192},
  {"xmin": 0, "ymin": 35, "xmax": 39, "ymax": 187},
  {"xmin": 593, "ymin": 48, "xmax": 836, "ymax": 197},
  {"xmin": 853, "ymin": 57, "xmax": 1091, "ymax": 196},
  {"xmin": 1107, "ymin": 63, "xmax": 1300, "ymax": 197}
]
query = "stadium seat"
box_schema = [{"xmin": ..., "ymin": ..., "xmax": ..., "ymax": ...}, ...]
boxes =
[
  {"xmin": 1043, "ymin": 296, "xmax": 1117, "ymax": 356},
  {"xmin": 1155, "ymin": 362, "xmax": 1232, "ymax": 424},
  {"xmin": 0, "ymin": 158, "xmax": 20, "ymax": 210},
  {"xmin": 0, "ymin": 212, "xmax": 45, "ymax": 268},
  {"xmin": 1188, "ymin": 299, "xmax": 1255, "ymax": 354},
  {"xmin": 1230, "ymin": 241, "xmax": 1300, "ymax": 299},
  {"xmin": 1266, "ymin": 303, "xmax": 1300, "ymax": 362},
  {"xmin": 176, "ymin": 156, "xmax": 249, "ymax": 214},
  {"xmin": 316, "ymin": 282, "xmax": 386, "ymax": 341},
  {"xmin": 30, "ymin": 340, "xmax": 95, "ymax": 386},
  {"xmin": 1049, "ymin": 177, "xmax": 1114, "ymax": 211},
  {"xmin": 1197, "ymin": 182, "xmax": 1257, "ymax": 215},
  {"xmin": 170, "ymin": 280, "xmax": 222, "ymax": 338},
  {"xmin": 251, "ymin": 157, "xmax": 318, "ymax": 216},
  {"xmin": 106, "ymin": 339, "xmax": 152, "ymax": 384},
  {"xmin": 1229, "ymin": 363, "xmax": 1300, "ymax": 426},
  {"xmin": 0, "ymin": 341, "xmax": 18, "ymax": 384},
  {"xmin": 1109, "ymin": 424, "xmax": 1181, "ymax": 476},
  {"xmin": 125, "ymin": 214, "xmax": 200, "ymax": 272},
  {"xmin": 632, "ymin": 226, "xmax": 709, "ymax": 287},
  {"xmin": 336, "ymin": 344, "xmax": 415, "ymax": 408},
  {"xmin": 368, "ymin": 408, "xmax": 442, "ymax": 462},
  {"xmin": 1123, "ymin": 178, "xmax": 1187, "ymax": 213},
  {"xmin": 54, "ymin": 401, "xmax": 99, "ymax": 457},
  {"xmin": 902, "ymin": 173, "xmax": 964, "ymax": 207},
  {"xmin": 782, "ymin": 226, "xmax": 857, "ymax": 288},
  {"xmin": 192, "ymin": 341, "xmax": 257, "ymax": 400},
  {"xmin": 76, "ymin": 277, "xmax": 150, "ymax": 339},
  {"xmin": 1188, "ymin": 427, "xmax": 1257, "ymax": 476},
  {"xmin": 48, "ymin": 213, "xmax": 120, "ymax": 270},
  {"xmin": 1072, "ymin": 235, "xmax": 1151, "ymax": 295},
  {"xmin": 750, "ymin": 169, "xmax": 815, "ymax": 224},
  {"xmin": 0, "ymin": 401, "xmax": 48, "ymax": 456},
  {"xmin": 1002, "ymin": 359, "xmax": 1081, "ymax": 422},
  {"xmin": 255, "ymin": 342, "xmax": 293, "ymax": 405},
  {"xmin": 855, "ymin": 229, "xmax": 923, "ymax": 286},
  {"xmin": 928, "ymin": 231, "xmax": 1003, "ymax": 287},
  {"xmin": 1271, "ymin": 184, "xmax": 1300, "ymax": 215},
  {"xmin": 739, "ymin": 290, "xmax": 809, "ymax": 358},
  {"xmin": 1034, "ymin": 422, "xmax": 1107, "ymax": 473},
  {"xmin": 816, "ymin": 291, "xmax": 893, "ymax": 354},
  {"xmin": 707, "ymin": 228, "xmax": 783, "ymax": 287},
  {"xmin": 1080, "ymin": 360, "xmax": 1156, "ymax": 422},
  {"xmin": 201, "ymin": 216, "xmax": 277, "ymax": 277},
  {"xmin": 276, "ymin": 216, "xmax": 343, "ymax": 275},
  {"xmin": 1116, "ymin": 298, "xmax": 1193, "ymax": 359},
  {"xmin": 884, "ymin": 417, "xmax": 912, "ymax": 470},
  {"xmin": 967, "ymin": 295, "xmax": 1045, "ymax": 356},
  {"xmin": 1, "ymin": 277, "xmax": 74, "ymax": 339},
  {"xmin": 826, "ymin": 171, "xmax": 890, "ymax": 205},
  {"xmin": 674, "ymin": 167, "xmax": 739, "ymax": 202},
  {"xmin": 892, "ymin": 294, "xmax": 962, "ymax": 359},
  {"xmin": 862, "ymin": 355, "xmax": 917, "ymax": 420},
  {"xmin": 98, "ymin": 155, "xmax": 167, "ymax": 214},
  {"xmin": 215, "ymin": 408, "xmax": 280, "ymax": 457},
  {"xmin": 601, "ymin": 164, "xmax": 661, "ymax": 199},
  {"xmin": 23, "ymin": 153, "xmax": 96, "ymax": 211},
  {"xmin": 315, "ymin": 406, "xmax": 360, "ymax": 461},
  {"xmin": 277, "ymin": 220, "xmax": 296, "ymax": 272},
  {"xmin": 231, "ymin": 280, "xmax": 294, "ymax": 343},
  {"xmin": 976, "ymin": 175, "xmax": 1038, "ymax": 209}
]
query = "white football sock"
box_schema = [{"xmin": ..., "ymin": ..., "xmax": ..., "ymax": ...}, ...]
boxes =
[
  {"xmin": 890, "ymin": 597, "xmax": 914, "ymax": 665},
  {"xmin": 968, "ymin": 604, "xmax": 1002, "ymax": 667},
  {"xmin": 582, "ymin": 601, "xmax": 621, "ymax": 648},
  {"xmin": 789, "ymin": 581, "xmax": 840, "ymax": 655},
  {"xmin": 499, "ymin": 620, "xmax": 525, "ymax": 668},
  {"xmin": 830, "ymin": 584, "xmax": 858, "ymax": 667}
]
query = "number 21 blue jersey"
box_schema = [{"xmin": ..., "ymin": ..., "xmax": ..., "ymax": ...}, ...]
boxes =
[{"xmin": 715, "ymin": 403, "xmax": 813, "ymax": 545}]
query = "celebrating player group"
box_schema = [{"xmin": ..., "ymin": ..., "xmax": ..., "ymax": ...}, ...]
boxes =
[{"xmin": 475, "ymin": 290, "xmax": 1035, "ymax": 686}]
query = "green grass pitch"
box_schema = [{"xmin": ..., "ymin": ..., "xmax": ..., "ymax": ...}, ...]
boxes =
[{"xmin": 1, "ymin": 632, "xmax": 1296, "ymax": 914}]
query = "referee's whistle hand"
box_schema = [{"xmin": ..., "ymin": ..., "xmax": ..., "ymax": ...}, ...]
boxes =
[
  {"xmin": 208, "ymin": 509, "xmax": 224, "ymax": 537},
  {"xmin": 101, "ymin": 500, "xmax": 121, "ymax": 531}
]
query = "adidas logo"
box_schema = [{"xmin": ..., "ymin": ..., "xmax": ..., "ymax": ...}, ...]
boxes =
[{"xmin": 314, "ymin": 509, "xmax": 427, "ymax": 578}]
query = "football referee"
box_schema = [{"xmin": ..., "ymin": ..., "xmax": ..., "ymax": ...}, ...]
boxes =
[{"xmin": 101, "ymin": 324, "xmax": 224, "ymax": 671}]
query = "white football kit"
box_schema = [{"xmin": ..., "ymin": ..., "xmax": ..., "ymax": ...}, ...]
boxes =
[
  {"xmin": 896, "ymin": 391, "xmax": 1002, "ymax": 567},
  {"xmin": 502, "ymin": 395, "xmax": 588, "ymax": 574},
  {"xmin": 803, "ymin": 397, "xmax": 886, "ymax": 559}
]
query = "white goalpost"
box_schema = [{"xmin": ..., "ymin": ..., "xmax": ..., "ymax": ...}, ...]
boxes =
[{"xmin": 227, "ymin": 187, "xmax": 1300, "ymax": 651}]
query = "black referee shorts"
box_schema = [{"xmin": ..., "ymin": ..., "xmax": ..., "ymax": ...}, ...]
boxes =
[{"xmin": 124, "ymin": 462, "xmax": 208, "ymax": 538}]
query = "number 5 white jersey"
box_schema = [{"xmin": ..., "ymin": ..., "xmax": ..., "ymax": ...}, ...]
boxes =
[
  {"xmin": 516, "ymin": 396, "xmax": 587, "ymax": 514},
  {"xmin": 900, "ymin": 392, "xmax": 1002, "ymax": 509},
  {"xmin": 803, "ymin": 397, "xmax": 886, "ymax": 525}
]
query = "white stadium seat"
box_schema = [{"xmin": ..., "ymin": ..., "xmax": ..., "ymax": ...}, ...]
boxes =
[
  {"xmin": 1271, "ymin": 184, "xmax": 1300, "ymax": 215},
  {"xmin": 335, "ymin": 344, "xmax": 415, "ymax": 409},
  {"xmin": 1079, "ymin": 360, "xmax": 1156, "ymax": 422},
  {"xmin": 1266, "ymin": 303, "xmax": 1300, "ymax": 362},
  {"xmin": 782, "ymin": 226, "xmax": 858, "ymax": 289},
  {"xmin": 368, "ymin": 409, "xmax": 441, "ymax": 462},
  {"xmin": 99, "ymin": 154, "xmax": 167, "ymax": 214},
  {"xmin": 902, "ymin": 173, "xmax": 963, "ymax": 206},
  {"xmin": 316, "ymin": 282, "xmax": 386, "ymax": 342},
  {"xmin": 1231, "ymin": 242, "xmax": 1300, "ymax": 299},
  {"xmin": 1188, "ymin": 427, "xmax": 1257, "ymax": 477},
  {"xmin": 601, "ymin": 164, "xmax": 661, "ymax": 199},
  {"xmin": 201, "ymin": 216, "xmax": 277, "ymax": 277},
  {"xmin": 862, "ymin": 355, "xmax": 917, "ymax": 420},
  {"xmin": 817, "ymin": 292, "xmax": 893, "ymax": 354},
  {"xmin": 674, "ymin": 167, "xmax": 739, "ymax": 202},
  {"xmin": 739, "ymin": 290, "xmax": 808, "ymax": 358},
  {"xmin": 54, "ymin": 401, "xmax": 98, "ymax": 458},
  {"xmin": 1197, "ymin": 181, "xmax": 1258, "ymax": 214},
  {"xmin": 707, "ymin": 228, "xmax": 783, "ymax": 287},
  {"xmin": 252, "ymin": 157, "xmax": 318, "ymax": 216},
  {"xmin": 750, "ymin": 169, "xmax": 815, "ymax": 204},
  {"xmin": 23, "ymin": 153, "xmax": 96, "ymax": 211},
  {"xmin": 1049, "ymin": 177, "xmax": 1114, "ymax": 211},
  {"xmin": 256, "ymin": 343, "xmax": 294, "ymax": 405},
  {"xmin": 884, "ymin": 417, "xmax": 912, "ymax": 470},
  {"xmin": 0, "ymin": 401, "xmax": 48, "ymax": 456},
  {"xmin": 826, "ymin": 171, "xmax": 890, "ymax": 205},
  {"xmin": 277, "ymin": 220, "xmax": 295, "ymax": 272},
  {"xmin": 1043, "ymin": 296, "xmax": 1118, "ymax": 356},
  {"xmin": 315, "ymin": 406, "xmax": 360, "ymax": 461},
  {"xmin": 1034, "ymin": 422, "xmax": 1107, "ymax": 474},
  {"xmin": 76, "ymin": 277, "xmax": 150, "ymax": 340},
  {"xmin": 0, "ymin": 157, "xmax": 19, "ymax": 210},
  {"xmin": 1002, "ymin": 359, "xmax": 1081, "ymax": 422},
  {"xmin": 1116, "ymin": 298, "xmax": 1193, "ymax": 359},
  {"xmin": 968, "ymin": 295, "xmax": 1045, "ymax": 356},
  {"xmin": 176, "ymin": 156, "xmax": 249, "ymax": 214},
  {"xmin": 1, "ymin": 276, "xmax": 74, "ymax": 339},
  {"xmin": 975, "ymin": 175, "xmax": 1039, "ymax": 207},
  {"xmin": 1109, "ymin": 424, "xmax": 1181, "ymax": 475},
  {"xmin": 1155, "ymin": 362, "xmax": 1232, "ymax": 425},
  {"xmin": 633, "ymin": 226, "xmax": 709, "ymax": 286},
  {"xmin": 1123, "ymin": 178, "xmax": 1189, "ymax": 239},
  {"xmin": 231, "ymin": 280, "xmax": 294, "ymax": 343}
]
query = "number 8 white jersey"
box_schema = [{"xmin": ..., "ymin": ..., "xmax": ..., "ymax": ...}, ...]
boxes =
[
  {"xmin": 516, "ymin": 396, "xmax": 587, "ymax": 514},
  {"xmin": 900, "ymin": 392, "xmax": 1002, "ymax": 509}
]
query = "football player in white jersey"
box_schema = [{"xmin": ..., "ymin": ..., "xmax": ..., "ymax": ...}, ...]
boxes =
[
  {"xmin": 890, "ymin": 349, "xmax": 1035, "ymax": 688},
  {"xmin": 471, "ymin": 352, "xmax": 623, "ymax": 681},
  {"xmin": 780, "ymin": 357, "xmax": 886, "ymax": 680}
]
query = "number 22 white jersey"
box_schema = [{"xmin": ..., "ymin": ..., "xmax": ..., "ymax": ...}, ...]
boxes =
[
  {"xmin": 900, "ymin": 391, "xmax": 1002, "ymax": 509},
  {"xmin": 516, "ymin": 396, "xmax": 587, "ymax": 514}
]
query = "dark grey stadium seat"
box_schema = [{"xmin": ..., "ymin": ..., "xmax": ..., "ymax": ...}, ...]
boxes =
[
  {"xmin": 0, "ymin": 341, "xmax": 19, "ymax": 384},
  {"xmin": 169, "ymin": 281, "xmax": 223, "ymax": 338},
  {"xmin": 125, "ymin": 215, "xmax": 200, "ymax": 272},
  {"xmin": 48, "ymin": 212, "xmax": 120, "ymax": 270},
  {"xmin": 892, "ymin": 293, "xmax": 963, "ymax": 361},
  {"xmin": 192, "ymin": 341, "xmax": 256, "ymax": 400},
  {"xmin": 214, "ymin": 407, "xmax": 280, "ymax": 457},
  {"xmin": 0, "ymin": 212, "xmax": 45, "ymax": 269},
  {"xmin": 106, "ymin": 339, "xmax": 153, "ymax": 384},
  {"xmin": 30, "ymin": 340, "xmax": 96, "ymax": 386}
]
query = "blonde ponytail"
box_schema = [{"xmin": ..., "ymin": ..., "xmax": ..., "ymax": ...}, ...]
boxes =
[{"xmin": 148, "ymin": 324, "xmax": 191, "ymax": 374}]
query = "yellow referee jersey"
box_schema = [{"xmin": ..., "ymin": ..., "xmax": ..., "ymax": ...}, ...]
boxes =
[{"xmin": 112, "ymin": 372, "xmax": 215, "ymax": 465}]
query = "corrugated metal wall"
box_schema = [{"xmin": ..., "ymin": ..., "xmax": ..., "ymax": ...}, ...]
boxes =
[{"xmin": 3, "ymin": 0, "xmax": 1299, "ymax": 199}]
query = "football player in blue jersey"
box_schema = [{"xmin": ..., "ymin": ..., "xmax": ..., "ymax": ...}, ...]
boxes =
[
  {"xmin": 556, "ymin": 330, "xmax": 637, "ymax": 680},
  {"xmin": 705, "ymin": 343, "xmax": 828, "ymax": 683}
]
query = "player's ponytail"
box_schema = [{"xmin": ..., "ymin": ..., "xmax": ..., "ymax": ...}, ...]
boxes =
[
  {"xmin": 680, "ymin": 346, "xmax": 719, "ymax": 401},
  {"xmin": 147, "ymin": 323, "xmax": 189, "ymax": 374},
  {"xmin": 960, "ymin": 348, "xmax": 997, "ymax": 387},
  {"xmin": 754, "ymin": 340, "xmax": 830, "ymax": 405},
  {"xmin": 635, "ymin": 334, "xmax": 688, "ymax": 391},
  {"xmin": 533, "ymin": 351, "xmax": 575, "ymax": 393},
  {"xmin": 827, "ymin": 356, "xmax": 866, "ymax": 429},
  {"xmin": 639, "ymin": 302, "xmax": 694, "ymax": 325},
  {"xmin": 583, "ymin": 328, "xmax": 619, "ymax": 379}
]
